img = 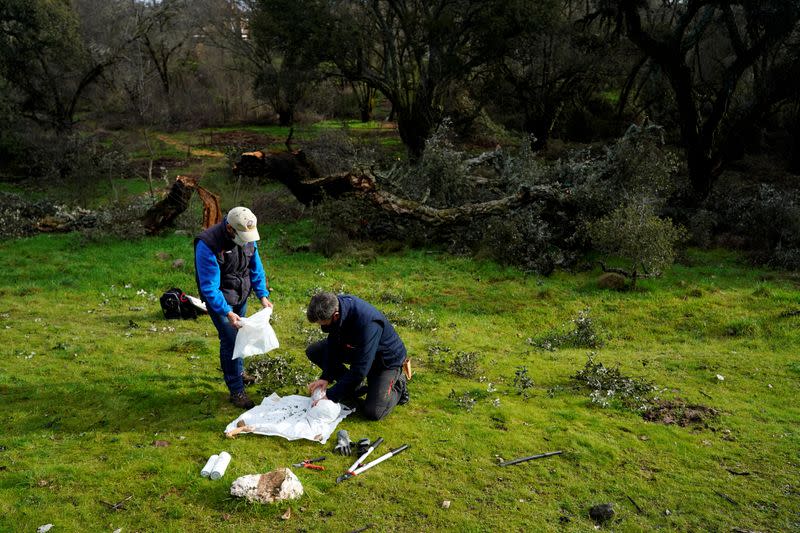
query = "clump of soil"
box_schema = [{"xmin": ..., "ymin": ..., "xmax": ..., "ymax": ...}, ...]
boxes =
[{"xmin": 643, "ymin": 398, "xmax": 718, "ymax": 427}]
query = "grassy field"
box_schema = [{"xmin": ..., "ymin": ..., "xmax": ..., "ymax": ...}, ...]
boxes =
[{"xmin": 0, "ymin": 224, "xmax": 798, "ymax": 532}]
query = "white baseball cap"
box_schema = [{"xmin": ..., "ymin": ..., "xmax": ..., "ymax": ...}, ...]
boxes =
[{"xmin": 226, "ymin": 206, "xmax": 260, "ymax": 242}]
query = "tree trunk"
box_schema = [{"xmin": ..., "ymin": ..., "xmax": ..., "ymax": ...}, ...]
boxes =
[
  {"xmin": 397, "ymin": 109, "xmax": 433, "ymax": 160},
  {"xmin": 141, "ymin": 175, "xmax": 222, "ymax": 234},
  {"xmin": 232, "ymin": 149, "xmax": 563, "ymax": 225},
  {"xmin": 278, "ymin": 106, "xmax": 294, "ymax": 127}
]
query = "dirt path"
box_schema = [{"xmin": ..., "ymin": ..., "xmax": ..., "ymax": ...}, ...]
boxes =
[{"xmin": 156, "ymin": 134, "xmax": 225, "ymax": 158}]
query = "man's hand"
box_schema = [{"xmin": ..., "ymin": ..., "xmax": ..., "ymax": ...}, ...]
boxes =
[
  {"xmin": 307, "ymin": 379, "xmax": 328, "ymax": 405},
  {"xmin": 227, "ymin": 311, "xmax": 243, "ymax": 329},
  {"xmin": 260, "ymin": 296, "xmax": 273, "ymax": 309}
]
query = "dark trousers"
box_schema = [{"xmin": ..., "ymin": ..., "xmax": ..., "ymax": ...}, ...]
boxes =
[
  {"xmin": 306, "ymin": 340, "xmax": 403, "ymax": 421},
  {"xmin": 208, "ymin": 301, "xmax": 247, "ymax": 395}
]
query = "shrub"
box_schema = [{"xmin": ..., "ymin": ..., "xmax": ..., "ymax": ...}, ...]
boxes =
[
  {"xmin": 529, "ymin": 308, "xmax": 605, "ymax": 350},
  {"xmin": 450, "ymin": 351, "xmax": 479, "ymax": 378},
  {"xmin": 512, "ymin": 366, "xmax": 534, "ymax": 396},
  {"xmin": 246, "ymin": 353, "xmax": 316, "ymax": 394},
  {"xmin": 710, "ymin": 183, "xmax": 800, "ymax": 269},
  {"xmin": 571, "ymin": 353, "xmax": 656, "ymax": 411},
  {"xmin": 448, "ymin": 389, "xmax": 477, "ymax": 411},
  {"xmin": 587, "ymin": 202, "xmax": 687, "ymax": 288},
  {"xmin": 426, "ymin": 343, "xmax": 452, "ymax": 369},
  {"xmin": 564, "ymin": 122, "xmax": 681, "ymax": 219},
  {"xmin": 303, "ymin": 128, "xmax": 374, "ymax": 177}
]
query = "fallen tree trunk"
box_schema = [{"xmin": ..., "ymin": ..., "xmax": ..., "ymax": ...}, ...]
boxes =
[
  {"xmin": 141, "ymin": 175, "xmax": 222, "ymax": 234},
  {"xmin": 234, "ymin": 149, "xmax": 562, "ymax": 225},
  {"xmin": 368, "ymin": 184, "xmax": 559, "ymax": 224}
]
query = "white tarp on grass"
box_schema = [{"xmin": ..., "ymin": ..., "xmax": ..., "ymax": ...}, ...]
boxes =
[{"xmin": 225, "ymin": 393, "xmax": 354, "ymax": 444}]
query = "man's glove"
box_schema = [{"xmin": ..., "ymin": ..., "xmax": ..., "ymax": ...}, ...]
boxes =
[
  {"xmin": 333, "ymin": 430, "xmax": 351, "ymax": 456},
  {"xmin": 355, "ymin": 438, "xmax": 371, "ymax": 457}
]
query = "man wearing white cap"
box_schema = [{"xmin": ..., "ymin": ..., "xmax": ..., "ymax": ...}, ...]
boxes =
[{"xmin": 194, "ymin": 206, "xmax": 272, "ymax": 409}]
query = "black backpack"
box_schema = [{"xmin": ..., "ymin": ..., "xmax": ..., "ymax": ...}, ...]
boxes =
[{"xmin": 160, "ymin": 288, "xmax": 199, "ymax": 320}]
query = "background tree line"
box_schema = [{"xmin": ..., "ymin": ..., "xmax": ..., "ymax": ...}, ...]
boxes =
[{"xmin": 2, "ymin": 0, "xmax": 800, "ymax": 273}]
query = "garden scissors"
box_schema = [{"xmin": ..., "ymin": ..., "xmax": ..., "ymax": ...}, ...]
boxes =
[{"xmin": 292, "ymin": 456, "xmax": 326, "ymax": 470}]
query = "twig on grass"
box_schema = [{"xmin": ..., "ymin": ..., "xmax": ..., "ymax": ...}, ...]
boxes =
[
  {"xmin": 699, "ymin": 390, "xmax": 712, "ymax": 399},
  {"xmin": 714, "ymin": 491, "xmax": 738, "ymax": 506},
  {"xmin": 725, "ymin": 468, "xmax": 750, "ymax": 476},
  {"xmin": 100, "ymin": 494, "xmax": 132, "ymax": 511},
  {"xmin": 626, "ymin": 494, "xmax": 643, "ymax": 514}
]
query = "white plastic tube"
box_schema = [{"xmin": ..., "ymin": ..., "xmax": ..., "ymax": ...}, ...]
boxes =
[
  {"xmin": 210, "ymin": 451, "xmax": 231, "ymax": 480},
  {"xmin": 201, "ymin": 454, "xmax": 219, "ymax": 477}
]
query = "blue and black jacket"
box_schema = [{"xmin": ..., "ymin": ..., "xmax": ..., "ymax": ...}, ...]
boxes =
[
  {"xmin": 194, "ymin": 219, "xmax": 269, "ymax": 316},
  {"xmin": 321, "ymin": 295, "xmax": 407, "ymax": 402}
]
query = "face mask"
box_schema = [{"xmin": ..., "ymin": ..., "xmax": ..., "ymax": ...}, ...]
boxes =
[
  {"xmin": 319, "ymin": 322, "xmax": 339, "ymax": 333},
  {"xmin": 232, "ymin": 233, "xmax": 247, "ymax": 247}
]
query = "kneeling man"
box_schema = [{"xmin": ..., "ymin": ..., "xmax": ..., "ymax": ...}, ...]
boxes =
[{"xmin": 305, "ymin": 292, "xmax": 409, "ymax": 420}]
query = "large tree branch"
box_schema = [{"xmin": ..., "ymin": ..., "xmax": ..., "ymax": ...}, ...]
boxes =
[{"xmin": 234, "ymin": 149, "xmax": 563, "ymax": 225}]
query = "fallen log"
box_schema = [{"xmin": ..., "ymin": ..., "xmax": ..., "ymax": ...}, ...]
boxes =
[
  {"xmin": 367, "ymin": 183, "xmax": 560, "ymax": 225},
  {"xmin": 141, "ymin": 175, "xmax": 222, "ymax": 234},
  {"xmin": 234, "ymin": 149, "xmax": 564, "ymax": 225}
]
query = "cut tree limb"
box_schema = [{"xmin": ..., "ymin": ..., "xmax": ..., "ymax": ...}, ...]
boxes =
[
  {"xmin": 367, "ymin": 184, "xmax": 559, "ymax": 225},
  {"xmin": 141, "ymin": 175, "xmax": 222, "ymax": 234},
  {"xmin": 233, "ymin": 149, "xmax": 563, "ymax": 225}
]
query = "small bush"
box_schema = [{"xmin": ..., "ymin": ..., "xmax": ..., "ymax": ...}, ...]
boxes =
[
  {"xmin": 450, "ymin": 351, "xmax": 479, "ymax": 378},
  {"xmin": 513, "ymin": 366, "xmax": 534, "ymax": 396},
  {"xmin": 711, "ymin": 183, "xmax": 800, "ymax": 269},
  {"xmin": 448, "ymin": 389, "xmax": 477, "ymax": 411},
  {"xmin": 426, "ymin": 343, "xmax": 452, "ymax": 369},
  {"xmin": 79, "ymin": 197, "xmax": 150, "ymax": 242},
  {"xmin": 252, "ymin": 190, "xmax": 306, "ymax": 225},
  {"xmin": 571, "ymin": 353, "xmax": 655, "ymax": 411},
  {"xmin": 304, "ymin": 128, "xmax": 377, "ymax": 177},
  {"xmin": 587, "ymin": 202, "xmax": 687, "ymax": 287},
  {"xmin": 247, "ymin": 353, "xmax": 316, "ymax": 394},
  {"xmin": 529, "ymin": 308, "xmax": 605, "ymax": 350}
]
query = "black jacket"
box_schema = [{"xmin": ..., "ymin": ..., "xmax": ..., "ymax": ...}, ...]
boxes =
[{"xmin": 322, "ymin": 295, "xmax": 407, "ymax": 402}]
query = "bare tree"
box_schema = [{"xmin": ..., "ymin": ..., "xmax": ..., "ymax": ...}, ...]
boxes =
[
  {"xmin": 327, "ymin": 0, "xmax": 527, "ymax": 158},
  {"xmin": 610, "ymin": 0, "xmax": 800, "ymax": 203}
]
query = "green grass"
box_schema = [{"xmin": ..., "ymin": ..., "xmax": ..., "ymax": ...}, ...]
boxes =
[{"xmin": 0, "ymin": 228, "xmax": 798, "ymax": 532}]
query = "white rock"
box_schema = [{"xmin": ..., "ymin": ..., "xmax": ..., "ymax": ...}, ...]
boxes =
[
  {"xmin": 715, "ymin": 374, "xmax": 725, "ymax": 381},
  {"xmin": 441, "ymin": 500, "xmax": 451, "ymax": 509},
  {"xmin": 37, "ymin": 525, "xmax": 53, "ymax": 533},
  {"xmin": 230, "ymin": 468, "xmax": 303, "ymax": 504}
]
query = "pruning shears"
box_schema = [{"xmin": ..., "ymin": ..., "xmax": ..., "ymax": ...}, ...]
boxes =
[
  {"xmin": 335, "ymin": 437, "xmax": 409, "ymax": 483},
  {"xmin": 292, "ymin": 456, "xmax": 326, "ymax": 470}
]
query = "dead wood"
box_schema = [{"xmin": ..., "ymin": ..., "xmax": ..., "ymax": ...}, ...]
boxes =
[
  {"xmin": 141, "ymin": 175, "xmax": 222, "ymax": 234},
  {"xmin": 233, "ymin": 149, "xmax": 563, "ymax": 226}
]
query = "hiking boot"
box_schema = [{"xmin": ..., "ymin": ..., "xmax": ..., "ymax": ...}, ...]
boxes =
[
  {"xmin": 229, "ymin": 391, "xmax": 255, "ymax": 409},
  {"xmin": 242, "ymin": 372, "xmax": 257, "ymax": 386},
  {"xmin": 396, "ymin": 374, "xmax": 410, "ymax": 405}
]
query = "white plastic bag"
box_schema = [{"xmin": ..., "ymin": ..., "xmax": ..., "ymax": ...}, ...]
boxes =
[{"xmin": 232, "ymin": 307, "xmax": 279, "ymax": 359}]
